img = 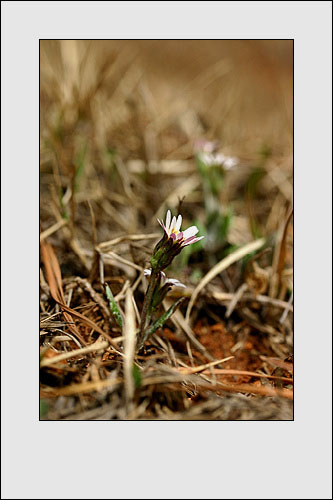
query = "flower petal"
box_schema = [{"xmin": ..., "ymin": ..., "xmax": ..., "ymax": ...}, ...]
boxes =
[
  {"xmin": 144, "ymin": 269, "xmax": 166, "ymax": 281},
  {"xmin": 170, "ymin": 216, "xmax": 177, "ymax": 234},
  {"xmin": 157, "ymin": 218, "xmax": 167, "ymax": 233},
  {"xmin": 176, "ymin": 231, "xmax": 183, "ymax": 241},
  {"xmin": 182, "ymin": 235, "xmax": 196, "ymax": 246},
  {"xmin": 165, "ymin": 210, "xmax": 171, "ymax": 232},
  {"xmin": 175, "ymin": 214, "xmax": 182, "ymax": 232},
  {"xmin": 182, "ymin": 226, "xmax": 199, "ymax": 239},
  {"xmin": 183, "ymin": 235, "xmax": 204, "ymax": 246},
  {"xmin": 166, "ymin": 278, "xmax": 186, "ymax": 288}
]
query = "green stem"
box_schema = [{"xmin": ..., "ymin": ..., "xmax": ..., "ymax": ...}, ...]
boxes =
[
  {"xmin": 138, "ymin": 268, "xmax": 158, "ymax": 347},
  {"xmin": 137, "ymin": 297, "xmax": 184, "ymax": 351}
]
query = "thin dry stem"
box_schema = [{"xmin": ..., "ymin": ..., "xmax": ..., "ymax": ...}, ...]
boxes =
[
  {"xmin": 40, "ymin": 340, "xmax": 108, "ymax": 367},
  {"xmin": 186, "ymin": 238, "xmax": 265, "ymax": 321}
]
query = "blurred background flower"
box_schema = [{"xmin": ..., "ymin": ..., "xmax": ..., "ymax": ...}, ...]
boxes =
[{"xmin": 40, "ymin": 40, "xmax": 292, "ymax": 281}]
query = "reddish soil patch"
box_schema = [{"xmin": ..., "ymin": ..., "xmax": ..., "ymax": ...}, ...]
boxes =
[{"xmin": 188, "ymin": 320, "xmax": 281, "ymax": 384}]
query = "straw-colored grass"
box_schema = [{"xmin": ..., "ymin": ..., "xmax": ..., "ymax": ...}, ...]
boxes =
[{"xmin": 40, "ymin": 40, "xmax": 293, "ymax": 420}]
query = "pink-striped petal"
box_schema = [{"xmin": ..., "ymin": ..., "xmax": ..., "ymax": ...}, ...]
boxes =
[
  {"xmin": 157, "ymin": 218, "xmax": 167, "ymax": 232},
  {"xmin": 183, "ymin": 235, "xmax": 204, "ymax": 246},
  {"xmin": 182, "ymin": 235, "xmax": 197, "ymax": 246}
]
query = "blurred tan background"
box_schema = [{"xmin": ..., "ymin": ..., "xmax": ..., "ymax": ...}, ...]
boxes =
[
  {"xmin": 40, "ymin": 40, "xmax": 293, "ymax": 260},
  {"xmin": 41, "ymin": 39, "xmax": 292, "ymax": 155}
]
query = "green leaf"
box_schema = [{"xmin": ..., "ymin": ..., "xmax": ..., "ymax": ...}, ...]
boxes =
[
  {"xmin": 40, "ymin": 399, "xmax": 49, "ymax": 419},
  {"xmin": 259, "ymin": 143, "xmax": 272, "ymax": 160},
  {"xmin": 190, "ymin": 268, "xmax": 203, "ymax": 284},
  {"xmin": 132, "ymin": 364, "xmax": 142, "ymax": 388},
  {"xmin": 139, "ymin": 297, "xmax": 185, "ymax": 350},
  {"xmin": 105, "ymin": 283, "xmax": 123, "ymax": 327}
]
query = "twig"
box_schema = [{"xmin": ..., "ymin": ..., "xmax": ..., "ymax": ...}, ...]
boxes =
[
  {"xmin": 70, "ymin": 238, "xmax": 90, "ymax": 272},
  {"xmin": 114, "ymin": 280, "xmax": 131, "ymax": 301},
  {"xmin": 40, "ymin": 219, "xmax": 68, "ymax": 241},
  {"xmin": 177, "ymin": 367, "xmax": 293, "ymax": 383},
  {"xmin": 98, "ymin": 233, "xmax": 160, "ymax": 252},
  {"xmin": 269, "ymin": 207, "xmax": 293, "ymax": 298},
  {"xmin": 186, "ymin": 238, "xmax": 265, "ymax": 321},
  {"xmin": 215, "ymin": 382, "xmax": 293, "ymax": 400},
  {"xmin": 42, "ymin": 377, "xmax": 122, "ymax": 396},
  {"xmin": 49, "ymin": 333, "xmax": 83, "ymax": 349},
  {"xmin": 74, "ymin": 277, "xmax": 111, "ymax": 322},
  {"xmin": 40, "ymin": 340, "xmax": 108, "ymax": 367},
  {"xmin": 211, "ymin": 291, "xmax": 293, "ymax": 312},
  {"xmin": 186, "ymin": 340, "xmax": 195, "ymax": 367},
  {"xmin": 177, "ymin": 357, "xmax": 234, "ymax": 374},
  {"xmin": 101, "ymin": 251, "xmax": 144, "ymax": 272},
  {"xmin": 280, "ymin": 290, "xmax": 293, "ymax": 324},
  {"xmin": 226, "ymin": 283, "xmax": 248, "ymax": 318},
  {"xmin": 260, "ymin": 356, "xmax": 293, "ymax": 374},
  {"xmin": 124, "ymin": 289, "xmax": 137, "ymax": 410}
]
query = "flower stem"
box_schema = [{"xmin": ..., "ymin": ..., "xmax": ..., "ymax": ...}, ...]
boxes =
[{"xmin": 138, "ymin": 267, "xmax": 158, "ymax": 348}]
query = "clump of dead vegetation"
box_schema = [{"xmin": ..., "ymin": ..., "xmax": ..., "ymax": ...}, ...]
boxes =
[{"xmin": 40, "ymin": 40, "xmax": 293, "ymax": 420}]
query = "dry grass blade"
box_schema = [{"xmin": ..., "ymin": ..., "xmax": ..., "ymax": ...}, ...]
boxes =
[
  {"xmin": 211, "ymin": 291, "xmax": 293, "ymax": 312},
  {"xmin": 216, "ymin": 382, "xmax": 293, "ymax": 400},
  {"xmin": 56, "ymin": 302, "xmax": 121, "ymax": 351},
  {"xmin": 123, "ymin": 288, "xmax": 137, "ymax": 409},
  {"xmin": 280, "ymin": 290, "xmax": 294, "ymax": 323},
  {"xmin": 41, "ymin": 240, "xmax": 87, "ymax": 346},
  {"xmin": 42, "ymin": 377, "xmax": 122, "ymax": 396},
  {"xmin": 269, "ymin": 207, "xmax": 293, "ymax": 298},
  {"xmin": 226, "ymin": 283, "xmax": 248, "ymax": 318},
  {"xmin": 185, "ymin": 238, "xmax": 266, "ymax": 321},
  {"xmin": 261, "ymin": 356, "xmax": 294, "ymax": 374},
  {"xmin": 177, "ymin": 367, "xmax": 293, "ymax": 383},
  {"xmin": 40, "ymin": 340, "xmax": 108, "ymax": 367},
  {"xmin": 177, "ymin": 357, "xmax": 234, "ymax": 374},
  {"xmin": 98, "ymin": 233, "xmax": 160, "ymax": 252},
  {"xmin": 138, "ymin": 372, "xmax": 293, "ymax": 400},
  {"xmin": 74, "ymin": 277, "xmax": 111, "ymax": 321},
  {"xmin": 102, "ymin": 251, "xmax": 144, "ymax": 272},
  {"xmin": 41, "ymin": 240, "xmax": 120, "ymax": 351},
  {"xmin": 277, "ymin": 208, "xmax": 293, "ymax": 285},
  {"xmin": 40, "ymin": 219, "xmax": 67, "ymax": 241}
]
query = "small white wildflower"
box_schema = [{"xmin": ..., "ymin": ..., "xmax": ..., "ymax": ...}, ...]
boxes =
[
  {"xmin": 157, "ymin": 209, "xmax": 204, "ymax": 247},
  {"xmin": 198, "ymin": 151, "xmax": 238, "ymax": 169},
  {"xmin": 195, "ymin": 138, "xmax": 238, "ymax": 170}
]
